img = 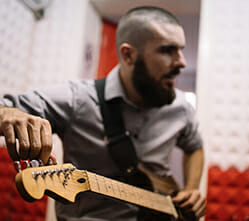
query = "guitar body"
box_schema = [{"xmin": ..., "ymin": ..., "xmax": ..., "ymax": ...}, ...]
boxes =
[{"xmin": 15, "ymin": 163, "xmax": 189, "ymax": 220}]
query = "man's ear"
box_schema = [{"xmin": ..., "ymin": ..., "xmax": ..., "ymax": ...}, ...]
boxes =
[{"xmin": 119, "ymin": 43, "xmax": 137, "ymax": 66}]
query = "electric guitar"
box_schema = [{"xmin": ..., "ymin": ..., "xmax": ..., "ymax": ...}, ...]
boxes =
[{"xmin": 15, "ymin": 163, "xmax": 189, "ymax": 220}]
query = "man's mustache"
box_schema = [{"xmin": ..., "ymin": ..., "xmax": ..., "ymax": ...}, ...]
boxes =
[{"xmin": 163, "ymin": 69, "xmax": 180, "ymax": 79}]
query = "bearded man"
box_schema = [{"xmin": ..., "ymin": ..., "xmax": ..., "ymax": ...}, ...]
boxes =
[{"xmin": 0, "ymin": 6, "xmax": 205, "ymax": 221}]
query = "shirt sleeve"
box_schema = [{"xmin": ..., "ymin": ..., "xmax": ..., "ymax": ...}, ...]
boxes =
[
  {"xmin": 176, "ymin": 102, "xmax": 203, "ymax": 153},
  {"xmin": 0, "ymin": 81, "xmax": 79, "ymax": 136}
]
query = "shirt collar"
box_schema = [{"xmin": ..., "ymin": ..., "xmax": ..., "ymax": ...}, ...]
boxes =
[
  {"xmin": 105, "ymin": 65, "xmax": 126, "ymax": 101},
  {"xmin": 104, "ymin": 65, "xmax": 149, "ymax": 110}
]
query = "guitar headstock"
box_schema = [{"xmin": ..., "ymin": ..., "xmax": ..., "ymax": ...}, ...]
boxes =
[{"xmin": 15, "ymin": 163, "xmax": 90, "ymax": 203}]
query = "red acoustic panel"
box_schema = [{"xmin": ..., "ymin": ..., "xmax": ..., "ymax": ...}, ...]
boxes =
[
  {"xmin": 206, "ymin": 166, "xmax": 249, "ymax": 221},
  {"xmin": 96, "ymin": 20, "xmax": 118, "ymax": 79},
  {"xmin": 0, "ymin": 148, "xmax": 47, "ymax": 221}
]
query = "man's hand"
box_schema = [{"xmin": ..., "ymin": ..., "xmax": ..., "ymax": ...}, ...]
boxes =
[
  {"xmin": 172, "ymin": 189, "xmax": 206, "ymax": 220},
  {"xmin": 0, "ymin": 106, "xmax": 52, "ymax": 164}
]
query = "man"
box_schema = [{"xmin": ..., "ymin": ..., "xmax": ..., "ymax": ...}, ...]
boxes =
[{"xmin": 0, "ymin": 6, "xmax": 205, "ymax": 220}]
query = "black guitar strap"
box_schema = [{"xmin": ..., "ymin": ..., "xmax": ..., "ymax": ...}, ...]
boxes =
[{"xmin": 95, "ymin": 78, "xmax": 139, "ymax": 178}]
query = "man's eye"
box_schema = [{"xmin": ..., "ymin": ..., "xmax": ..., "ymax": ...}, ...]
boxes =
[{"xmin": 159, "ymin": 46, "xmax": 177, "ymax": 54}]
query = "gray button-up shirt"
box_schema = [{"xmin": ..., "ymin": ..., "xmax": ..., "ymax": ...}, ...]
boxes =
[{"xmin": 1, "ymin": 66, "xmax": 202, "ymax": 220}]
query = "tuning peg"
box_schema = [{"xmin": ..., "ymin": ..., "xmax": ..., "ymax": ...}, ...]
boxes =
[
  {"xmin": 30, "ymin": 160, "xmax": 40, "ymax": 168},
  {"xmin": 14, "ymin": 161, "xmax": 21, "ymax": 172},
  {"xmin": 38, "ymin": 160, "xmax": 44, "ymax": 166},
  {"xmin": 21, "ymin": 160, "xmax": 30, "ymax": 170},
  {"xmin": 14, "ymin": 160, "xmax": 31, "ymax": 172}
]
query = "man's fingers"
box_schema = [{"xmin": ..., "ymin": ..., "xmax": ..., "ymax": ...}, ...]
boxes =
[
  {"xmin": 15, "ymin": 122, "xmax": 30, "ymax": 159},
  {"xmin": 39, "ymin": 120, "xmax": 52, "ymax": 164},
  {"xmin": 2, "ymin": 123, "xmax": 19, "ymax": 160},
  {"xmin": 180, "ymin": 190, "xmax": 200, "ymax": 208},
  {"xmin": 27, "ymin": 119, "xmax": 42, "ymax": 159},
  {"xmin": 173, "ymin": 191, "xmax": 191, "ymax": 204},
  {"xmin": 49, "ymin": 154, "xmax": 57, "ymax": 165},
  {"xmin": 0, "ymin": 107, "xmax": 53, "ymax": 164},
  {"xmin": 196, "ymin": 202, "xmax": 206, "ymax": 218},
  {"xmin": 193, "ymin": 197, "xmax": 206, "ymax": 218},
  {"xmin": 173, "ymin": 190, "xmax": 206, "ymax": 219}
]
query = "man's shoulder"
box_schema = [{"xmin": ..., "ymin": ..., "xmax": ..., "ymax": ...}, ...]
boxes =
[
  {"xmin": 69, "ymin": 78, "xmax": 94, "ymax": 89},
  {"xmin": 68, "ymin": 78, "xmax": 94, "ymax": 94},
  {"xmin": 169, "ymin": 89, "xmax": 197, "ymax": 120},
  {"xmin": 175, "ymin": 89, "xmax": 196, "ymax": 108},
  {"xmin": 68, "ymin": 78, "xmax": 98, "ymax": 103}
]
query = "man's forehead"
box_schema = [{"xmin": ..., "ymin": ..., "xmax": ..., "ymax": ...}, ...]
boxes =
[{"xmin": 149, "ymin": 21, "xmax": 186, "ymax": 47}]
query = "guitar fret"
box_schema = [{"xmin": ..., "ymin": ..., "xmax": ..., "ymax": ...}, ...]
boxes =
[
  {"xmin": 94, "ymin": 174, "xmax": 100, "ymax": 192},
  {"xmin": 103, "ymin": 176, "xmax": 108, "ymax": 193},
  {"xmin": 129, "ymin": 186, "xmax": 134, "ymax": 202},
  {"xmin": 129, "ymin": 186, "xmax": 136, "ymax": 203},
  {"xmin": 129, "ymin": 186, "xmax": 133, "ymax": 203},
  {"xmin": 108, "ymin": 180, "xmax": 114, "ymax": 195},
  {"xmin": 149, "ymin": 192, "xmax": 155, "ymax": 209},
  {"xmin": 134, "ymin": 188, "xmax": 139, "ymax": 204},
  {"xmin": 116, "ymin": 181, "xmax": 122, "ymax": 198},
  {"xmin": 120, "ymin": 183, "xmax": 126, "ymax": 200},
  {"xmin": 110, "ymin": 179, "xmax": 115, "ymax": 196}
]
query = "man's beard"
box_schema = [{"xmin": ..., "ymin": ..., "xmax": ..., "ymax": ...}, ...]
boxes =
[{"xmin": 132, "ymin": 57, "xmax": 179, "ymax": 107}]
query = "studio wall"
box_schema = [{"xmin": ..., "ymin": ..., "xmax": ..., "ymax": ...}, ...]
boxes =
[{"xmin": 197, "ymin": 0, "xmax": 249, "ymax": 219}]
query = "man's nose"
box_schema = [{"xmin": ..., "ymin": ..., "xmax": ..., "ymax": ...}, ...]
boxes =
[{"xmin": 173, "ymin": 50, "xmax": 187, "ymax": 68}]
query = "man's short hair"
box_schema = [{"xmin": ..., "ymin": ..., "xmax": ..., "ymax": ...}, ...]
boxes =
[{"xmin": 116, "ymin": 6, "xmax": 181, "ymax": 58}]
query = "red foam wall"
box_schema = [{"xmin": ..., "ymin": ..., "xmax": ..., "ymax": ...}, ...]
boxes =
[
  {"xmin": 0, "ymin": 148, "xmax": 47, "ymax": 221},
  {"xmin": 206, "ymin": 166, "xmax": 249, "ymax": 220},
  {"xmin": 96, "ymin": 20, "xmax": 118, "ymax": 79}
]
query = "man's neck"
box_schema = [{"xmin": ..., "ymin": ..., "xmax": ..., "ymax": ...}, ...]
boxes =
[{"xmin": 119, "ymin": 67, "xmax": 144, "ymax": 107}]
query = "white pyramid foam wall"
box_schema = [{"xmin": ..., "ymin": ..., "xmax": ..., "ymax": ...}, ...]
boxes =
[
  {"xmin": 0, "ymin": 0, "xmax": 102, "ymax": 96},
  {"xmin": 197, "ymin": 0, "xmax": 249, "ymax": 172}
]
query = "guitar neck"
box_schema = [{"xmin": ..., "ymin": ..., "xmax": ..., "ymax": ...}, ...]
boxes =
[
  {"xmin": 15, "ymin": 163, "xmax": 179, "ymax": 219},
  {"xmin": 86, "ymin": 171, "xmax": 178, "ymax": 218}
]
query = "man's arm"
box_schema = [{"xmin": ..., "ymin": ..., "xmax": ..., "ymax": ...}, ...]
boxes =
[
  {"xmin": 183, "ymin": 147, "xmax": 204, "ymax": 190},
  {"xmin": 172, "ymin": 147, "xmax": 205, "ymax": 219},
  {"xmin": 0, "ymin": 105, "xmax": 53, "ymax": 163},
  {"xmin": 0, "ymin": 82, "xmax": 79, "ymax": 163}
]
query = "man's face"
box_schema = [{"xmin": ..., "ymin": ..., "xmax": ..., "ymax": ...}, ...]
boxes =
[{"xmin": 132, "ymin": 23, "xmax": 186, "ymax": 107}]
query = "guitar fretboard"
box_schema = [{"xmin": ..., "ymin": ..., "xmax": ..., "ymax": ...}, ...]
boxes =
[{"xmin": 86, "ymin": 171, "xmax": 178, "ymax": 218}]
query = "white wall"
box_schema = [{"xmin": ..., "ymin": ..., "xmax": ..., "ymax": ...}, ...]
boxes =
[
  {"xmin": 197, "ymin": 0, "xmax": 249, "ymax": 193},
  {"xmin": 0, "ymin": 0, "xmax": 102, "ymax": 96}
]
